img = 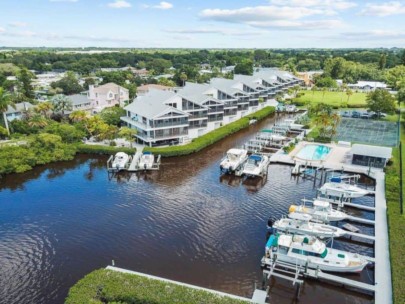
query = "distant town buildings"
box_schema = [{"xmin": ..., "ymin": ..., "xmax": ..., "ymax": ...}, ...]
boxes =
[
  {"xmin": 337, "ymin": 80, "xmax": 390, "ymax": 92},
  {"xmin": 137, "ymin": 84, "xmax": 175, "ymax": 96},
  {"xmin": 121, "ymin": 69, "xmax": 303, "ymax": 147}
]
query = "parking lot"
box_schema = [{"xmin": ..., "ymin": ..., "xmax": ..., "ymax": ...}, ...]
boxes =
[{"xmin": 335, "ymin": 118, "xmax": 399, "ymax": 147}]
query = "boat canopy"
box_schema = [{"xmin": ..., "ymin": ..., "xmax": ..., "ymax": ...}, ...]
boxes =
[
  {"xmin": 278, "ymin": 235, "xmax": 293, "ymax": 247},
  {"xmin": 313, "ymin": 200, "xmax": 330, "ymax": 208},
  {"xmin": 265, "ymin": 234, "xmax": 278, "ymax": 249},
  {"xmin": 115, "ymin": 152, "xmax": 128, "ymax": 158},
  {"xmin": 288, "ymin": 212, "xmax": 312, "ymax": 221},
  {"xmin": 249, "ymin": 155, "xmax": 263, "ymax": 162},
  {"xmin": 261, "ymin": 129, "xmax": 273, "ymax": 133},
  {"xmin": 143, "ymin": 151, "xmax": 152, "ymax": 155},
  {"xmin": 227, "ymin": 148, "xmax": 246, "ymax": 156},
  {"xmin": 330, "ymin": 177, "xmax": 342, "ymax": 183}
]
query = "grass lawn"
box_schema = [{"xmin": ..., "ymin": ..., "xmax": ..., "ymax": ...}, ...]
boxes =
[
  {"xmin": 65, "ymin": 269, "xmax": 248, "ymax": 304},
  {"xmin": 293, "ymin": 90, "xmax": 367, "ymax": 108}
]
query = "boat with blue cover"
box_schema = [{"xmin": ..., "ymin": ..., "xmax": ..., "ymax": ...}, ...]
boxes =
[{"xmin": 242, "ymin": 154, "xmax": 270, "ymax": 177}]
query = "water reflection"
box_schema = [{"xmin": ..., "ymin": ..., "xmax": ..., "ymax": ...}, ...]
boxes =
[{"xmin": 0, "ymin": 113, "xmax": 373, "ymax": 304}]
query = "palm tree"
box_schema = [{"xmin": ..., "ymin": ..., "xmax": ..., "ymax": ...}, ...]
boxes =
[
  {"xmin": 35, "ymin": 102, "xmax": 54, "ymax": 119},
  {"xmin": 51, "ymin": 94, "xmax": 72, "ymax": 116},
  {"xmin": 311, "ymin": 85, "xmax": 317, "ymax": 96},
  {"xmin": 69, "ymin": 110, "xmax": 88, "ymax": 123},
  {"xmin": 28, "ymin": 114, "xmax": 48, "ymax": 128},
  {"xmin": 180, "ymin": 72, "xmax": 188, "ymax": 87},
  {"xmin": 340, "ymin": 83, "xmax": 347, "ymax": 103},
  {"xmin": 321, "ymin": 87, "xmax": 328, "ymax": 103},
  {"xmin": 0, "ymin": 87, "xmax": 15, "ymax": 135}
]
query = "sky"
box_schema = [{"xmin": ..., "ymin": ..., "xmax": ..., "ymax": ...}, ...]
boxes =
[{"xmin": 0, "ymin": 0, "xmax": 404, "ymax": 48}]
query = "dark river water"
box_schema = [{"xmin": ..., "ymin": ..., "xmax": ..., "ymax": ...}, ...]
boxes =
[{"xmin": 0, "ymin": 114, "xmax": 374, "ymax": 304}]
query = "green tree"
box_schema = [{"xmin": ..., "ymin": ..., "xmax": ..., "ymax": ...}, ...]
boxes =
[
  {"xmin": 117, "ymin": 126, "xmax": 137, "ymax": 141},
  {"xmin": 346, "ymin": 89, "xmax": 353, "ymax": 103},
  {"xmin": 234, "ymin": 59, "xmax": 253, "ymax": 75},
  {"xmin": 83, "ymin": 77, "xmax": 96, "ymax": 90},
  {"xmin": 379, "ymin": 53, "xmax": 387, "ymax": 70},
  {"xmin": 51, "ymin": 94, "xmax": 73, "ymax": 115},
  {"xmin": 0, "ymin": 87, "xmax": 15, "ymax": 135},
  {"xmin": 28, "ymin": 114, "xmax": 48, "ymax": 128},
  {"xmin": 35, "ymin": 102, "xmax": 54, "ymax": 119},
  {"xmin": 17, "ymin": 68, "xmax": 34, "ymax": 99},
  {"xmin": 99, "ymin": 106, "xmax": 126, "ymax": 126},
  {"xmin": 180, "ymin": 72, "xmax": 188, "ymax": 86},
  {"xmin": 366, "ymin": 90, "xmax": 396, "ymax": 117},
  {"xmin": 397, "ymin": 88, "xmax": 405, "ymax": 106},
  {"xmin": 51, "ymin": 72, "xmax": 83, "ymax": 95}
]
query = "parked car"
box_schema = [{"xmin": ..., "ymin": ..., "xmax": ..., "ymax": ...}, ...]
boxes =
[
  {"xmin": 342, "ymin": 111, "xmax": 351, "ymax": 117},
  {"xmin": 351, "ymin": 111, "xmax": 361, "ymax": 118},
  {"xmin": 370, "ymin": 112, "xmax": 387, "ymax": 118},
  {"xmin": 361, "ymin": 112, "xmax": 372, "ymax": 119}
]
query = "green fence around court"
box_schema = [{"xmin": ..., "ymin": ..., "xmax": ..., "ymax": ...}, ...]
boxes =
[{"xmin": 334, "ymin": 118, "xmax": 399, "ymax": 147}]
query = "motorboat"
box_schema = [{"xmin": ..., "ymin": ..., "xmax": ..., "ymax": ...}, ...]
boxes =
[
  {"xmin": 289, "ymin": 200, "xmax": 348, "ymax": 222},
  {"xmin": 263, "ymin": 233, "xmax": 368, "ymax": 273},
  {"xmin": 271, "ymin": 213, "xmax": 347, "ymax": 238},
  {"xmin": 319, "ymin": 182, "xmax": 373, "ymax": 199},
  {"xmin": 220, "ymin": 148, "xmax": 248, "ymax": 173},
  {"xmin": 242, "ymin": 154, "xmax": 270, "ymax": 177},
  {"xmin": 138, "ymin": 152, "xmax": 155, "ymax": 170},
  {"xmin": 269, "ymin": 134, "xmax": 286, "ymax": 142},
  {"xmin": 112, "ymin": 152, "xmax": 129, "ymax": 171}
]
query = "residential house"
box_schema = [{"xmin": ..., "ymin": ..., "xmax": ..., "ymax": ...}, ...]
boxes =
[
  {"xmin": 88, "ymin": 83, "xmax": 129, "ymax": 113},
  {"xmin": 121, "ymin": 68, "xmax": 301, "ymax": 146},
  {"xmin": 121, "ymin": 90, "xmax": 189, "ymax": 146},
  {"xmin": 5, "ymin": 102, "xmax": 34, "ymax": 121},
  {"xmin": 67, "ymin": 93, "xmax": 93, "ymax": 113}
]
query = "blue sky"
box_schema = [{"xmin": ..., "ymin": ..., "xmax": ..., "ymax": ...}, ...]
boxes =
[{"xmin": 0, "ymin": 0, "xmax": 404, "ymax": 48}]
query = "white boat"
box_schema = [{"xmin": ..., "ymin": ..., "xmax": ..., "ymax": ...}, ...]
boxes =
[
  {"xmin": 289, "ymin": 200, "xmax": 348, "ymax": 222},
  {"xmin": 263, "ymin": 233, "xmax": 368, "ymax": 273},
  {"xmin": 220, "ymin": 148, "xmax": 248, "ymax": 173},
  {"xmin": 242, "ymin": 154, "xmax": 270, "ymax": 177},
  {"xmin": 269, "ymin": 134, "xmax": 286, "ymax": 142},
  {"xmin": 271, "ymin": 213, "xmax": 347, "ymax": 238},
  {"xmin": 138, "ymin": 152, "xmax": 155, "ymax": 170},
  {"xmin": 319, "ymin": 182, "xmax": 372, "ymax": 198},
  {"xmin": 112, "ymin": 152, "xmax": 129, "ymax": 171}
]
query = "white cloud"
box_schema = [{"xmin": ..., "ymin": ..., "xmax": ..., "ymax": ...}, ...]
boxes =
[
  {"xmin": 107, "ymin": 0, "xmax": 131, "ymax": 9},
  {"xmin": 343, "ymin": 29, "xmax": 405, "ymax": 40},
  {"xmin": 143, "ymin": 1, "xmax": 173, "ymax": 10},
  {"xmin": 165, "ymin": 28, "xmax": 267, "ymax": 36},
  {"xmin": 270, "ymin": 0, "xmax": 357, "ymax": 10},
  {"xmin": 200, "ymin": 6, "xmax": 326, "ymax": 22},
  {"xmin": 248, "ymin": 19, "xmax": 345, "ymax": 30},
  {"xmin": 8, "ymin": 22, "xmax": 28, "ymax": 27},
  {"xmin": 360, "ymin": 1, "xmax": 405, "ymax": 17},
  {"xmin": 0, "ymin": 27, "xmax": 5, "ymax": 33}
]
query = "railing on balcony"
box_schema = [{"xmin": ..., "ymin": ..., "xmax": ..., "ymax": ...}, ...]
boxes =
[
  {"xmin": 208, "ymin": 107, "xmax": 224, "ymax": 113},
  {"xmin": 224, "ymin": 109, "xmax": 237, "ymax": 116},
  {"xmin": 152, "ymin": 120, "xmax": 189, "ymax": 128},
  {"xmin": 208, "ymin": 115, "xmax": 223, "ymax": 122}
]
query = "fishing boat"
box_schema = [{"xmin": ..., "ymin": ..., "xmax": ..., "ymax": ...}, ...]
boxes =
[
  {"xmin": 220, "ymin": 148, "xmax": 248, "ymax": 173},
  {"xmin": 263, "ymin": 233, "xmax": 368, "ymax": 273},
  {"xmin": 270, "ymin": 213, "xmax": 347, "ymax": 238},
  {"xmin": 112, "ymin": 152, "xmax": 129, "ymax": 171},
  {"xmin": 289, "ymin": 200, "xmax": 348, "ymax": 222},
  {"xmin": 319, "ymin": 182, "xmax": 372, "ymax": 198},
  {"xmin": 242, "ymin": 154, "xmax": 270, "ymax": 177},
  {"xmin": 138, "ymin": 152, "xmax": 155, "ymax": 170}
]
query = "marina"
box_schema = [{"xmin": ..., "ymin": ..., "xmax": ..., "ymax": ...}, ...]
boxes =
[{"xmin": 0, "ymin": 113, "xmax": 387, "ymax": 304}]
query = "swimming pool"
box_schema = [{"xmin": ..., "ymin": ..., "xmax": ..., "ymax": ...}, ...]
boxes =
[{"xmin": 295, "ymin": 144, "xmax": 331, "ymax": 161}]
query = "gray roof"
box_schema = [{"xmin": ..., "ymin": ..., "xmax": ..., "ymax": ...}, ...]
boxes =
[
  {"xmin": 6, "ymin": 102, "xmax": 34, "ymax": 114},
  {"xmin": 124, "ymin": 89, "xmax": 187, "ymax": 119},
  {"xmin": 68, "ymin": 94, "xmax": 90, "ymax": 106},
  {"xmin": 351, "ymin": 144, "xmax": 392, "ymax": 159},
  {"xmin": 210, "ymin": 78, "xmax": 248, "ymax": 97}
]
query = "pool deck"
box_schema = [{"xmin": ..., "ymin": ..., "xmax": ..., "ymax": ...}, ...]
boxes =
[{"xmin": 270, "ymin": 142, "xmax": 392, "ymax": 304}]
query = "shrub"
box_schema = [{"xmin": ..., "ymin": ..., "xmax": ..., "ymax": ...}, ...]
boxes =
[
  {"xmin": 76, "ymin": 143, "xmax": 135, "ymax": 155},
  {"xmin": 43, "ymin": 122, "xmax": 86, "ymax": 143},
  {"xmin": 109, "ymin": 141, "xmax": 117, "ymax": 146},
  {"xmin": 144, "ymin": 107, "xmax": 275, "ymax": 157}
]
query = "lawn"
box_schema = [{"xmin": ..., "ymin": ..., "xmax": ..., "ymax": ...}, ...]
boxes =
[
  {"xmin": 65, "ymin": 268, "xmax": 248, "ymax": 304},
  {"xmin": 293, "ymin": 90, "xmax": 368, "ymax": 108}
]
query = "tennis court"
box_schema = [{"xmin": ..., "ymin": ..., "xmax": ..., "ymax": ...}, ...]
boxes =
[{"xmin": 334, "ymin": 118, "xmax": 399, "ymax": 147}]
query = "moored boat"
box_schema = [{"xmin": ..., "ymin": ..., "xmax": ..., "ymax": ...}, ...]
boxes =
[
  {"xmin": 289, "ymin": 200, "xmax": 348, "ymax": 222},
  {"xmin": 220, "ymin": 148, "xmax": 248, "ymax": 173},
  {"xmin": 138, "ymin": 152, "xmax": 155, "ymax": 170},
  {"xmin": 263, "ymin": 233, "xmax": 368, "ymax": 273},
  {"xmin": 242, "ymin": 154, "xmax": 270, "ymax": 177},
  {"xmin": 319, "ymin": 182, "xmax": 372, "ymax": 198},
  {"xmin": 271, "ymin": 213, "xmax": 347, "ymax": 238},
  {"xmin": 111, "ymin": 152, "xmax": 129, "ymax": 171}
]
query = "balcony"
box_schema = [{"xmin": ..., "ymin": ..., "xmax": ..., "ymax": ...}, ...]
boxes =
[{"xmin": 152, "ymin": 120, "xmax": 189, "ymax": 129}]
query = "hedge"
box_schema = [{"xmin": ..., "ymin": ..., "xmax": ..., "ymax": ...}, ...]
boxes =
[
  {"xmin": 144, "ymin": 106, "xmax": 276, "ymax": 157},
  {"xmin": 386, "ymin": 147, "xmax": 405, "ymax": 304},
  {"xmin": 76, "ymin": 143, "xmax": 136, "ymax": 155},
  {"xmin": 65, "ymin": 269, "xmax": 247, "ymax": 304}
]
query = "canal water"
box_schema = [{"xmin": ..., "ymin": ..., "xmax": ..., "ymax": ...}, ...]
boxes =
[{"xmin": 0, "ymin": 114, "xmax": 374, "ymax": 304}]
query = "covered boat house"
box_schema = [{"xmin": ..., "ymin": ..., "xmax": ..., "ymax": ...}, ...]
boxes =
[{"xmin": 351, "ymin": 144, "xmax": 392, "ymax": 169}]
